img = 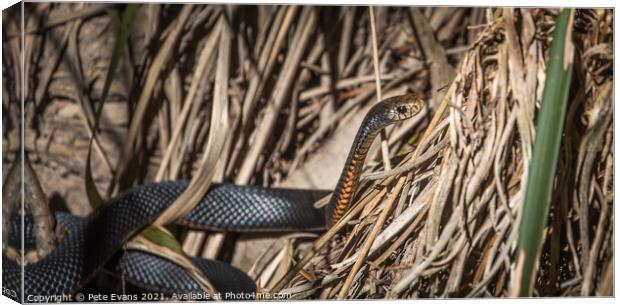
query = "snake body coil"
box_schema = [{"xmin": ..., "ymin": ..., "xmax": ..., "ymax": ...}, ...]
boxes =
[{"xmin": 2, "ymin": 94, "xmax": 425, "ymax": 301}]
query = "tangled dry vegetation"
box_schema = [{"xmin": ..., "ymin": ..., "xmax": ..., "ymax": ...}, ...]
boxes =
[
  {"xmin": 268, "ymin": 8, "xmax": 613, "ymax": 298},
  {"xmin": 2, "ymin": 4, "xmax": 613, "ymax": 299}
]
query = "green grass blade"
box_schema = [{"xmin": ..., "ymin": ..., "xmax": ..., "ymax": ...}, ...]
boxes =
[
  {"xmin": 140, "ymin": 225, "xmax": 184, "ymax": 254},
  {"xmin": 85, "ymin": 4, "xmax": 140, "ymax": 209},
  {"xmin": 512, "ymin": 8, "xmax": 574, "ymax": 297}
]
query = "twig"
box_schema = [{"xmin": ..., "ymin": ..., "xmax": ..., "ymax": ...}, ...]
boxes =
[{"xmin": 368, "ymin": 6, "xmax": 392, "ymax": 172}]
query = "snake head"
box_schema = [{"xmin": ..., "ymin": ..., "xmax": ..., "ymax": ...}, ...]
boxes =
[
  {"xmin": 371, "ymin": 93, "xmax": 426, "ymax": 123},
  {"xmin": 355, "ymin": 93, "xmax": 427, "ymax": 142}
]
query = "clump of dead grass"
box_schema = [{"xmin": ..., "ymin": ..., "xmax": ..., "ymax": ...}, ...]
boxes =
[{"xmin": 267, "ymin": 8, "xmax": 613, "ymax": 298}]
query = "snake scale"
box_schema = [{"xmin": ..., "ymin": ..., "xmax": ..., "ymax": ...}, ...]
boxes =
[{"xmin": 2, "ymin": 94, "xmax": 425, "ymax": 301}]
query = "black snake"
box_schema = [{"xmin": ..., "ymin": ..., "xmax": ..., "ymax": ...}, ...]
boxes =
[{"xmin": 2, "ymin": 94, "xmax": 425, "ymax": 301}]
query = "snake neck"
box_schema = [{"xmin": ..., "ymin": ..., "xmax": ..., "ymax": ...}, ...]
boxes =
[{"xmin": 326, "ymin": 113, "xmax": 389, "ymax": 226}]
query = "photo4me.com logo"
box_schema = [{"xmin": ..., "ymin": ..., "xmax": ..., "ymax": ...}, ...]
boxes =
[{"xmin": 226, "ymin": 291, "xmax": 292, "ymax": 300}]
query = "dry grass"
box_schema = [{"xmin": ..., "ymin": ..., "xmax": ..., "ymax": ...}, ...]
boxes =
[
  {"xmin": 2, "ymin": 4, "xmax": 613, "ymax": 298},
  {"xmin": 270, "ymin": 8, "xmax": 613, "ymax": 298}
]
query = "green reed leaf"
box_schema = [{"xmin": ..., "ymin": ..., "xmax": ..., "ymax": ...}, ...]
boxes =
[{"xmin": 513, "ymin": 8, "xmax": 574, "ymax": 297}]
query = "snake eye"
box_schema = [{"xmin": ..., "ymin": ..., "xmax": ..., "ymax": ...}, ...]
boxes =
[{"xmin": 397, "ymin": 105, "xmax": 408, "ymax": 114}]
